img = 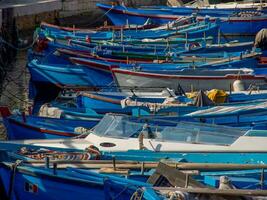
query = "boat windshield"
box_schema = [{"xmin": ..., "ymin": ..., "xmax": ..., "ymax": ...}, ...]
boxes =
[
  {"xmin": 92, "ymin": 114, "xmax": 144, "ymax": 138},
  {"xmin": 92, "ymin": 114, "xmax": 245, "ymax": 145}
]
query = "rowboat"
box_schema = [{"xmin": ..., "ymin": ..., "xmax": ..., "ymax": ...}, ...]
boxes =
[
  {"xmin": 112, "ymin": 67, "xmax": 267, "ymax": 92},
  {"xmin": 0, "ymin": 161, "xmax": 154, "ymax": 200},
  {"xmin": 29, "ymin": 88, "xmax": 267, "ymax": 128},
  {"xmin": 2, "ymin": 157, "xmax": 267, "ymax": 200},
  {"xmin": 40, "ymin": 16, "xmax": 219, "ymax": 41},
  {"xmin": 45, "ymin": 98, "xmax": 267, "ymax": 127},
  {"xmin": 69, "ymin": 39, "xmax": 255, "ymax": 59},
  {"xmin": 27, "ymin": 59, "xmax": 114, "ymax": 88},
  {"xmin": 75, "ymin": 89, "xmax": 267, "ymax": 112},
  {"xmin": 0, "ymin": 106, "xmax": 100, "ymax": 140},
  {"xmin": 97, "ymin": 3, "xmax": 267, "ymax": 35},
  {"xmin": 40, "ymin": 21, "xmax": 159, "ymax": 32},
  {"xmin": 75, "ymin": 90, "xmax": 190, "ymax": 112},
  {"xmin": 69, "ymin": 49, "xmax": 260, "ymax": 75}
]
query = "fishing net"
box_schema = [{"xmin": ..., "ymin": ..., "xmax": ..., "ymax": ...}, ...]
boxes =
[{"xmin": 17, "ymin": 146, "xmax": 101, "ymax": 161}]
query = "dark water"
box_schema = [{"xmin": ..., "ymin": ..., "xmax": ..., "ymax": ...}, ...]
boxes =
[{"xmin": 0, "ymin": 51, "xmax": 30, "ymax": 139}]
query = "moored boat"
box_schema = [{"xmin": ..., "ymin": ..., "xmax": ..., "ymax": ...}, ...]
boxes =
[
  {"xmin": 112, "ymin": 67, "xmax": 267, "ymax": 92},
  {"xmin": 0, "ymin": 106, "xmax": 100, "ymax": 140},
  {"xmin": 97, "ymin": 3, "xmax": 267, "ymax": 35}
]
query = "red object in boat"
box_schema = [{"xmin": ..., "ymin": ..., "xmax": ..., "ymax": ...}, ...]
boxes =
[
  {"xmin": 259, "ymin": 56, "xmax": 267, "ymax": 64},
  {"xmin": 86, "ymin": 36, "xmax": 91, "ymax": 43},
  {"xmin": 0, "ymin": 106, "xmax": 11, "ymax": 118}
]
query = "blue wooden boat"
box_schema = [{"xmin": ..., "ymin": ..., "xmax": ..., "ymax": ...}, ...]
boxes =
[
  {"xmin": 30, "ymin": 86, "xmax": 267, "ymax": 128},
  {"xmin": 75, "ymin": 90, "xmax": 191, "ymax": 113},
  {"xmin": 75, "ymin": 90, "xmax": 267, "ymax": 114},
  {"xmin": 2, "ymin": 158, "xmax": 267, "ymax": 200},
  {"xmin": 1, "ymin": 141, "xmax": 267, "ymax": 198},
  {"xmin": 69, "ymin": 38, "xmax": 255, "ymax": 57},
  {"xmin": 97, "ymin": 3, "xmax": 267, "ymax": 35},
  {"xmin": 69, "ymin": 50, "xmax": 260, "ymax": 75},
  {"xmin": 40, "ymin": 21, "xmax": 159, "ymax": 32},
  {"xmin": 40, "ymin": 17, "xmax": 219, "ymax": 41},
  {"xmin": 0, "ymin": 106, "xmax": 100, "ymax": 139},
  {"xmin": 27, "ymin": 59, "xmax": 114, "ymax": 88},
  {"xmin": 39, "ymin": 26, "xmax": 114, "ymax": 41},
  {"xmin": 65, "ymin": 51, "xmax": 263, "ymax": 92},
  {"xmin": 69, "ymin": 38, "xmax": 188, "ymax": 54},
  {"xmin": 0, "ymin": 161, "xmax": 158, "ymax": 200},
  {"xmin": 51, "ymin": 97, "xmax": 267, "ymax": 128}
]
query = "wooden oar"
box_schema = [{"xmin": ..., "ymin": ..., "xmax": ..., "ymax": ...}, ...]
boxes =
[{"xmin": 23, "ymin": 160, "xmax": 267, "ymax": 170}]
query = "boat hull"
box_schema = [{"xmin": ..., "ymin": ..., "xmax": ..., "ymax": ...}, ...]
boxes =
[
  {"xmin": 28, "ymin": 60, "xmax": 113, "ymax": 88},
  {"xmin": 2, "ymin": 114, "xmax": 99, "ymax": 140},
  {"xmin": 0, "ymin": 164, "xmax": 103, "ymax": 200},
  {"xmin": 112, "ymin": 69, "xmax": 267, "ymax": 92},
  {"xmin": 97, "ymin": 3, "xmax": 267, "ymax": 35}
]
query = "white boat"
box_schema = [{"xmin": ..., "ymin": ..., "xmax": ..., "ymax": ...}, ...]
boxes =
[
  {"xmin": 4, "ymin": 114, "xmax": 267, "ymax": 153},
  {"xmin": 112, "ymin": 68, "xmax": 267, "ymax": 92}
]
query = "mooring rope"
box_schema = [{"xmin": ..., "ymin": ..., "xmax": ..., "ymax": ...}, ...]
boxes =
[
  {"xmin": 86, "ymin": 6, "xmax": 114, "ymax": 27},
  {"xmin": 8, "ymin": 160, "xmax": 23, "ymax": 200}
]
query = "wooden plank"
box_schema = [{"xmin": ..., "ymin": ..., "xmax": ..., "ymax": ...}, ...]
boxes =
[
  {"xmin": 167, "ymin": 0, "xmax": 184, "ymax": 6},
  {"xmin": 99, "ymin": 168, "xmax": 129, "ymax": 175},
  {"xmin": 147, "ymin": 162, "xmax": 204, "ymax": 187}
]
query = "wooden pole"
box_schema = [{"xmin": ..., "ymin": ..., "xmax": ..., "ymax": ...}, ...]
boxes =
[
  {"xmin": 45, "ymin": 157, "xmax": 50, "ymax": 169},
  {"xmin": 185, "ymin": 174, "xmax": 189, "ymax": 188},
  {"xmin": 218, "ymin": 28, "xmax": 221, "ymax": 45},
  {"xmin": 185, "ymin": 32, "xmax": 188, "ymax": 46},
  {"xmin": 141, "ymin": 162, "xmax": 145, "ymax": 175},
  {"xmin": 23, "ymin": 160, "xmax": 267, "ymax": 171},
  {"xmin": 154, "ymin": 187, "xmax": 267, "ymax": 196},
  {"xmin": 120, "ymin": 28, "xmax": 123, "ymax": 42},
  {"xmin": 53, "ymin": 163, "xmax": 57, "ymax": 175},
  {"xmin": 112, "ymin": 29, "xmax": 115, "ymax": 42},
  {"xmin": 260, "ymin": 168, "xmax": 265, "ymax": 189},
  {"xmin": 112, "ymin": 156, "xmax": 116, "ymax": 170}
]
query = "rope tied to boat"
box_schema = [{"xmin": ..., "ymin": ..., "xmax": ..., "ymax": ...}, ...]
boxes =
[
  {"xmin": 86, "ymin": 5, "xmax": 114, "ymax": 27},
  {"xmin": 8, "ymin": 160, "xmax": 23, "ymax": 200},
  {"xmin": 130, "ymin": 188, "xmax": 145, "ymax": 200},
  {"xmin": 138, "ymin": 131, "xmax": 145, "ymax": 150},
  {"xmin": 18, "ymin": 146, "xmax": 101, "ymax": 161},
  {"xmin": 85, "ymin": 145, "xmax": 101, "ymax": 160},
  {"xmin": 105, "ymin": 181, "xmax": 134, "ymax": 200},
  {"xmin": 168, "ymin": 190, "xmax": 189, "ymax": 200}
]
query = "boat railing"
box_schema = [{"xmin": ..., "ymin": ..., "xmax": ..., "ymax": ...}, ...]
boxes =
[
  {"xmin": 176, "ymin": 23, "xmax": 211, "ymax": 33},
  {"xmin": 244, "ymin": 129, "xmax": 267, "ymax": 136}
]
